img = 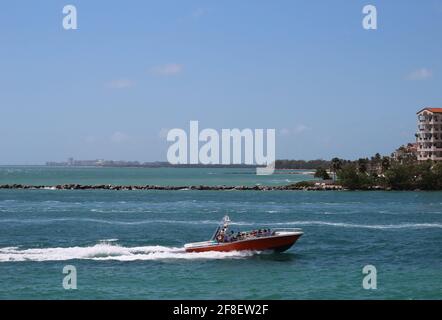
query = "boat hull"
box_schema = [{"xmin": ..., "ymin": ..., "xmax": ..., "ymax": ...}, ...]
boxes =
[{"xmin": 185, "ymin": 233, "xmax": 302, "ymax": 253}]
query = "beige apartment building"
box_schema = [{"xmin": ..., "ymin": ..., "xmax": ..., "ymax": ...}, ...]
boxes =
[{"xmin": 416, "ymin": 107, "xmax": 442, "ymax": 161}]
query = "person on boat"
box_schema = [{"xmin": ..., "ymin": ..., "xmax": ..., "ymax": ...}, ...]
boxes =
[{"xmin": 217, "ymin": 228, "xmax": 225, "ymax": 242}]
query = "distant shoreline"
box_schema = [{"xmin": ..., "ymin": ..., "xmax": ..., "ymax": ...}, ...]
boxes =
[{"xmin": 42, "ymin": 159, "xmax": 330, "ymax": 170}]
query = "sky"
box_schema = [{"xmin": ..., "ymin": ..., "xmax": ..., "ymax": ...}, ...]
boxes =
[{"xmin": 0, "ymin": 0, "xmax": 441, "ymax": 164}]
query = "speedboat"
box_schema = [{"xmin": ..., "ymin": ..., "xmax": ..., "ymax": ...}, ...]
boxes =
[{"xmin": 184, "ymin": 215, "xmax": 303, "ymax": 253}]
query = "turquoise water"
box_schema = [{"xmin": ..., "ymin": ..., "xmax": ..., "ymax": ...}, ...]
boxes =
[
  {"xmin": 0, "ymin": 166, "xmax": 312, "ymax": 186},
  {"xmin": 0, "ymin": 167, "xmax": 441, "ymax": 299}
]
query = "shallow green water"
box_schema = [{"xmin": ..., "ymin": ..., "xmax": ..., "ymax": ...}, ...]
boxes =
[
  {"xmin": 0, "ymin": 167, "xmax": 440, "ymax": 299},
  {"xmin": 0, "ymin": 166, "xmax": 312, "ymax": 186}
]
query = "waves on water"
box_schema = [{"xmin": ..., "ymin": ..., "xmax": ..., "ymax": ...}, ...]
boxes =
[
  {"xmin": 0, "ymin": 243, "xmax": 255, "ymax": 262},
  {"xmin": 275, "ymin": 221, "xmax": 442, "ymax": 229},
  {"xmin": 0, "ymin": 218, "xmax": 223, "ymax": 225},
  {"xmin": 0, "ymin": 218, "xmax": 440, "ymax": 230}
]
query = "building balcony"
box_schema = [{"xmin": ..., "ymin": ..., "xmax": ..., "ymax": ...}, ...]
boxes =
[
  {"xmin": 416, "ymin": 138, "xmax": 442, "ymax": 143},
  {"xmin": 418, "ymin": 148, "xmax": 440, "ymax": 152}
]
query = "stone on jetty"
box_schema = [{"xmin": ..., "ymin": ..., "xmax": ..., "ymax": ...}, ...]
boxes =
[{"xmin": 0, "ymin": 182, "xmax": 352, "ymax": 191}]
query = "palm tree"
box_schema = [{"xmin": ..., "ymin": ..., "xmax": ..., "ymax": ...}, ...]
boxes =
[
  {"xmin": 370, "ymin": 153, "xmax": 382, "ymax": 175},
  {"xmin": 358, "ymin": 158, "xmax": 369, "ymax": 174},
  {"xmin": 381, "ymin": 156, "xmax": 391, "ymax": 173},
  {"xmin": 331, "ymin": 157, "xmax": 343, "ymax": 181}
]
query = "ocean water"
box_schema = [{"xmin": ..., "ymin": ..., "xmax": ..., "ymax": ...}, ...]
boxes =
[
  {"xmin": 0, "ymin": 166, "xmax": 312, "ymax": 186},
  {"xmin": 0, "ymin": 167, "xmax": 441, "ymax": 299}
]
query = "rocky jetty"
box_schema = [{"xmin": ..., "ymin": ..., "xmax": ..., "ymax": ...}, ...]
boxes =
[{"xmin": 0, "ymin": 183, "xmax": 346, "ymax": 191}]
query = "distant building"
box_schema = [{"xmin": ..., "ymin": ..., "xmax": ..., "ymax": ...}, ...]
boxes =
[
  {"xmin": 416, "ymin": 107, "xmax": 442, "ymax": 161},
  {"xmin": 392, "ymin": 143, "xmax": 417, "ymax": 162},
  {"xmin": 46, "ymin": 158, "xmax": 144, "ymax": 167}
]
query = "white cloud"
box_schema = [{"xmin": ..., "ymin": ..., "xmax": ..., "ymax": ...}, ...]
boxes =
[
  {"xmin": 279, "ymin": 125, "xmax": 310, "ymax": 137},
  {"xmin": 278, "ymin": 128, "xmax": 291, "ymax": 137},
  {"xmin": 192, "ymin": 8, "xmax": 207, "ymax": 18},
  {"xmin": 110, "ymin": 131, "xmax": 129, "ymax": 143},
  {"xmin": 406, "ymin": 68, "xmax": 433, "ymax": 81},
  {"xmin": 150, "ymin": 64, "xmax": 183, "ymax": 76},
  {"xmin": 107, "ymin": 78, "xmax": 135, "ymax": 89},
  {"xmin": 294, "ymin": 124, "xmax": 309, "ymax": 133}
]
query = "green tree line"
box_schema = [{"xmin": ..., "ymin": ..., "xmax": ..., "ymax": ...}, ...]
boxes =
[
  {"xmin": 334, "ymin": 157, "xmax": 442, "ymax": 190},
  {"xmin": 276, "ymin": 159, "xmax": 331, "ymax": 169}
]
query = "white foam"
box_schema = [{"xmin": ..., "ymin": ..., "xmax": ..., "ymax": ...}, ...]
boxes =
[
  {"xmin": 0, "ymin": 243, "xmax": 255, "ymax": 262},
  {"xmin": 99, "ymin": 239, "xmax": 119, "ymax": 243}
]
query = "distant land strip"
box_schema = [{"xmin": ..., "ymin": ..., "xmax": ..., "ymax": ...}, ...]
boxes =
[{"xmin": 45, "ymin": 159, "xmax": 331, "ymax": 170}]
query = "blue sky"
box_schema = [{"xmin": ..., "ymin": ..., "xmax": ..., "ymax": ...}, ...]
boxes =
[{"xmin": 0, "ymin": 0, "xmax": 441, "ymax": 164}]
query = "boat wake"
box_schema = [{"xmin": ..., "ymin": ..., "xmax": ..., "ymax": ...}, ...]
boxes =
[{"xmin": 0, "ymin": 243, "xmax": 256, "ymax": 262}]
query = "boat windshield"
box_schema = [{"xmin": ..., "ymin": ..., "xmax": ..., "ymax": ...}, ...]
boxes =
[
  {"xmin": 212, "ymin": 216, "xmax": 274, "ymax": 243},
  {"xmin": 212, "ymin": 215, "xmax": 231, "ymax": 241}
]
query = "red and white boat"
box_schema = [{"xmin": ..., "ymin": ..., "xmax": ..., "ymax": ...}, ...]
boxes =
[{"xmin": 184, "ymin": 216, "xmax": 303, "ymax": 253}]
